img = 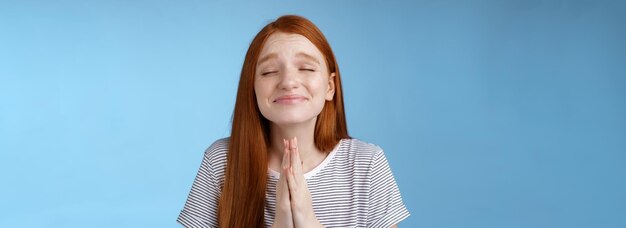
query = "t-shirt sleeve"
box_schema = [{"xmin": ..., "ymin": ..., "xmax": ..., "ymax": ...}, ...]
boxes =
[
  {"xmin": 177, "ymin": 146, "xmax": 222, "ymax": 227},
  {"xmin": 367, "ymin": 149, "xmax": 410, "ymax": 227}
]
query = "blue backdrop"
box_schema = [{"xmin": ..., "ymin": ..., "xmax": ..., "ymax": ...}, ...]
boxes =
[{"xmin": 1, "ymin": 0, "xmax": 625, "ymax": 227}]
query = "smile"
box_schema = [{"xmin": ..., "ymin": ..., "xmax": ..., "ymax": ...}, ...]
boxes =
[{"xmin": 274, "ymin": 95, "xmax": 307, "ymax": 104}]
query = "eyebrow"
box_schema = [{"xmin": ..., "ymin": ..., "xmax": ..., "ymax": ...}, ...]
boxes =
[
  {"xmin": 295, "ymin": 52, "xmax": 321, "ymax": 65},
  {"xmin": 257, "ymin": 52, "xmax": 321, "ymax": 66},
  {"xmin": 257, "ymin": 53, "xmax": 278, "ymax": 66}
]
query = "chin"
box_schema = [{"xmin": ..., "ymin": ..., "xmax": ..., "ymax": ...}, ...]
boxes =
[
  {"xmin": 269, "ymin": 119, "xmax": 310, "ymax": 126},
  {"xmin": 266, "ymin": 114, "xmax": 317, "ymax": 126}
]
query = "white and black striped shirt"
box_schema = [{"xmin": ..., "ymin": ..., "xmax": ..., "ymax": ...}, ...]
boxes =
[{"xmin": 178, "ymin": 137, "xmax": 410, "ymax": 227}]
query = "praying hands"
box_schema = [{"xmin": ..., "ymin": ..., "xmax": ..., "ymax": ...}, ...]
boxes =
[{"xmin": 271, "ymin": 137, "xmax": 324, "ymax": 228}]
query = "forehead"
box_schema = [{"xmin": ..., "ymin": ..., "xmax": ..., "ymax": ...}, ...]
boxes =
[{"xmin": 257, "ymin": 32, "xmax": 324, "ymax": 63}]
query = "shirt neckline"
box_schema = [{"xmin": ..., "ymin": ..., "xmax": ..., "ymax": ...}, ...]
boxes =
[{"xmin": 268, "ymin": 138, "xmax": 344, "ymax": 180}]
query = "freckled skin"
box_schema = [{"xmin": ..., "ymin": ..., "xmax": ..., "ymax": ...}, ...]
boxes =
[{"xmin": 254, "ymin": 32, "xmax": 335, "ymax": 126}]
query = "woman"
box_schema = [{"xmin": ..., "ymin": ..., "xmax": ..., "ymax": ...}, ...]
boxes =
[{"xmin": 178, "ymin": 15, "xmax": 409, "ymax": 227}]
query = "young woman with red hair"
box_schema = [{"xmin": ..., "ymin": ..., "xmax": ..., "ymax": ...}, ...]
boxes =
[{"xmin": 178, "ymin": 15, "xmax": 409, "ymax": 227}]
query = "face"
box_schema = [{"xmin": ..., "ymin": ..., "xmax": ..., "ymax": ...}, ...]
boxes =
[{"xmin": 254, "ymin": 32, "xmax": 336, "ymax": 126}]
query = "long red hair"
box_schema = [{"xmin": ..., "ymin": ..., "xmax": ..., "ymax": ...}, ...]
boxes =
[{"xmin": 218, "ymin": 15, "xmax": 350, "ymax": 227}]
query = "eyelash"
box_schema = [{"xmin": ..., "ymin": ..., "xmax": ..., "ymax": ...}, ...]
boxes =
[
  {"xmin": 261, "ymin": 71, "xmax": 278, "ymax": 76},
  {"xmin": 260, "ymin": 69, "xmax": 315, "ymax": 76}
]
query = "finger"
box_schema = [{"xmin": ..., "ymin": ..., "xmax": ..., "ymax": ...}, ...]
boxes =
[
  {"xmin": 291, "ymin": 137, "xmax": 303, "ymax": 176},
  {"xmin": 279, "ymin": 166, "xmax": 289, "ymax": 191},
  {"xmin": 279, "ymin": 140, "xmax": 292, "ymax": 201},
  {"xmin": 285, "ymin": 161, "xmax": 298, "ymax": 197},
  {"xmin": 286, "ymin": 139, "xmax": 301, "ymax": 197},
  {"xmin": 289, "ymin": 136, "xmax": 297, "ymax": 149},
  {"xmin": 282, "ymin": 139, "xmax": 289, "ymax": 169},
  {"xmin": 280, "ymin": 139, "xmax": 289, "ymax": 185},
  {"xmin": 289, "ymin": 137, "xmax": 301, "ymax": 181},
  {"xmin": 286, "ymin": 138, "xmax": 296, "ymax": 178},
  {"xmin": 277, "ymin": 163, "xmax": 293, "ymax": 217},
  {"xmin": 277, "ymin": 165, "xmax": 288, "ymax": 196}
]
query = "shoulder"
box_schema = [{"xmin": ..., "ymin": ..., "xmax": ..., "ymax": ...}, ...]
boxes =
[
  {"xmin": 339, "ymin": 138, "xmax": 385, "ymax": 164},
  {"xmin": 205, "ymin": 137, "xmax": 229, "ymax": 151},
  {"xmin": 202, "ymin": 137, "xmax": 230, "ymax": 167},
  {"xmin": 344, "ymin": 138, "xmax": 383, "ymax": 152}
]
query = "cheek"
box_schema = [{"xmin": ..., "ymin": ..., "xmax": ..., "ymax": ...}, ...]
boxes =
[
  {"xmin": 309, "ymin": 77, "xmax": 328, "ymax": 95},
  {"xmin": 254, "ymin": 79, "xmax": 277, "ymax": 112},
  {"xmin": 254, "ymin": 79, "xmax": 268, "ymax": 94},
  {"xmin": 254, "ymin": 81, "xmax": 266, "ymax": 104}
]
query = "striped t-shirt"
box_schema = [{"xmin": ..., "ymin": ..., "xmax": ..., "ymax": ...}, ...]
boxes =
[{"xmin": 177, "ymin": 137, "xmax": 410, "ymax": 227}]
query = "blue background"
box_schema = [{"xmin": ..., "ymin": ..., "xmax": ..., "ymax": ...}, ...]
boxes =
[{"xmin": 1, "ymin": 0, "xmax": 625, "ymax": 227}]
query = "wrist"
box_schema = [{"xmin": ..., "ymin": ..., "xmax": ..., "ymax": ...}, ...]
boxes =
[{"xmin": 308, "ymin": 217, "xmax": 324, "ymax": 228}]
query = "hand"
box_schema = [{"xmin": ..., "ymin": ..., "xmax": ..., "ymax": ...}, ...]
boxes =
[
  {"xmin": 271, "ymin": 139, "xmax": 295, "ymax": 228},
  {"xmin": 284, "ymin": 137, "xmax": 324, "ymax": 228}
]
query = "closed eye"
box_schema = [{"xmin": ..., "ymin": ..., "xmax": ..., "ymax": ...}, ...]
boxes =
[
  {"xmin": 300, "ymin": 68, "xmax": 315, "ymax": 72},
  {"xmin": 261, "ymin": 71, "xmax": 278, "ymax": 76}
]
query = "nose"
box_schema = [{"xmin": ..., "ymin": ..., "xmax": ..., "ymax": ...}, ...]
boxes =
[{"xmin": 278, "ymin": 67, "xmax": 300, "ymax": 90}]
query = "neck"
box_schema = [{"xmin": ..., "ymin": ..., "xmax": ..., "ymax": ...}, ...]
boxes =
[{"xmin": 268, "ymin": 118, "xmax": 324, "ymax": 172}]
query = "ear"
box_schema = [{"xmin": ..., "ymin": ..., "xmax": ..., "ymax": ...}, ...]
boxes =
[{"xmin": 325, "ymin": 72, "xmax": 336, "ymax": 101}]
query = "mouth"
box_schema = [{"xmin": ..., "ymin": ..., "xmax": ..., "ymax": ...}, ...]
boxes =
[{"xmin": 273, "ymin": 95, "xmax": 307, "ymax": 104}]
